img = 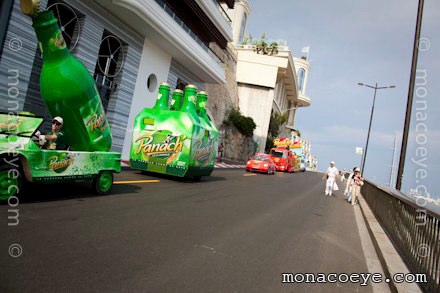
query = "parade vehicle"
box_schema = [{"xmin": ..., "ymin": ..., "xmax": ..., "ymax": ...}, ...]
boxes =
[
  {"xmin": 269, "ymin": 137, "xmax": 305, "ymax": 173},
  {"xmin": 0, "ymin": 2, "xmax": 121, "ymax": 200},
  {"xmin": 245, "ymin": 153, "xmax": 276, "ymax": 175},
  {"xmin": 268, "ymin": 147, "xmax": 296, "ymax": 173},
  {"xmin": 129, "ymin": 83, "xmax": 218, "ymax": 180},
  {"xmin": 0, "ymin": 113, "xmax": 121, "ymax": 199}
]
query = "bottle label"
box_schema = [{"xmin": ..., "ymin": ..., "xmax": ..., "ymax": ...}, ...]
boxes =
[
  {"xmin": 48, "ymin": 30, "xmax": 66, "ymax": 51},
  {"xmin": 198, "ymin": 101, "xmax": 206, "ymax": 109},
  {"xmin": 132, "ymin": 130, "xmax": 187, "ymax": 164},
  {"xmin": 189, "ymin": 95, "xmax": 196, "ymax": 104},
  {"xmin": 80, "ymin": 94, "xmax": 109, "ymax": 144}
]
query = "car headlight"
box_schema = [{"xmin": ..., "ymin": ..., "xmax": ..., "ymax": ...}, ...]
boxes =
[
  {"xmin": 263, "ymin": 163, "xmax": 269, "ymax": 167},
  {"xmin": 247, "ymin": 161, "xmax": 251, "ymax": 165}
]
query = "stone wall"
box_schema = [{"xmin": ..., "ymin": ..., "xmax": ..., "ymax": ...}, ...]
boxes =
[
  {"xmin": 220, "ymin": 124, "xmax": 256, "ymax": 162},
  {"xmin": 205, "ymin": 45, "xmax": 256, "ymax": 162},
  {"xmin": 204, "ymin": 45, "xmax": 239, "ymax": 128}
]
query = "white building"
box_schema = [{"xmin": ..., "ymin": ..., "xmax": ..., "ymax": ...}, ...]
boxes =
[{"xmin": 224, "ymin": 0, "xmax": 312, "ymax": 152}]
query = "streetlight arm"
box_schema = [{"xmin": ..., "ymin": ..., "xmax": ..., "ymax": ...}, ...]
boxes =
[
  {"xmin": 358, "ymin": 83, "xmax": 396, "ymax": 90},
  {"xmin": 358, "ymin": 82, "xmax": 396, "ymax": 174}
]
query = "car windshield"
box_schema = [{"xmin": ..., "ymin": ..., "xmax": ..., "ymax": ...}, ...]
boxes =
[
  {"xmin": 270, "ymin": 150, "xmax": 286, "ymax": 158},
  {"xmin": 253, "ymin": 155, "xmax": 268, "ymax": 161},
  {"xmin": 0, "ymin": 113, "xmax": 43, "ymax": 137}
]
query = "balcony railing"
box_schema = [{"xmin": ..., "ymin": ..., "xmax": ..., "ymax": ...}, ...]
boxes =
[
  {"xmin": 210, "ymin": 0, "xmax": 232, "ymax": 24},
  {"xmin": 154, "ymin": 0, "xmax": 223, "ymax": 64}
]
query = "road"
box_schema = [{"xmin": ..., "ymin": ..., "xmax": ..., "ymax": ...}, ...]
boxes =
[{"xmin": 1, "ymin": 169, "xmax": 372, "ymax": 292}]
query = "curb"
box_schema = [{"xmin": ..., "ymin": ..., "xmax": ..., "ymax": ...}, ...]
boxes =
[{"xmin": 358, "ymin": 194, "xmax": 422, "ymax": 293}]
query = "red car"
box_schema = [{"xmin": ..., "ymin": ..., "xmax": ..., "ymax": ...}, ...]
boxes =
[
  {"xmin": 269, "ymin": 147, "xmax": 295, "ymax": 173},
  {"xmin": 246, "ymin": 153, "xmax": 276, "ymax": 175}
]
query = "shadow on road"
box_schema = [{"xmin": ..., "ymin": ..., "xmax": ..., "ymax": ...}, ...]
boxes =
[
  {"xmin": 134, "ymin": 170, "xmax": 227, "ymax": 183},
  {"xmin": 5, "ymin": 182, "xmax": 143, "ymax": 204}
]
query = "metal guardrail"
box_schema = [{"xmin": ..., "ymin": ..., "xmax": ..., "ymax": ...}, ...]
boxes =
[{"xmin": 361, "ymin": 180, "xmax": 440, "ymax": 292}]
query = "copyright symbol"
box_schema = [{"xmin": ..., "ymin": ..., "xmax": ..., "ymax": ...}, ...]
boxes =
[
  {"xmin": 8, "ymin": 243, "xmax": 23, "ymax": 258},
  {"xmin": 417, "ymin": 37, "xmax": 431, "ymax": 52},
  {"xmin": 417, "ymin": 244, "xmax": 429, "ymax": 258},
  {"xmin": 9, "ymin": 38, "xmax": 23, "ymax": 52}
]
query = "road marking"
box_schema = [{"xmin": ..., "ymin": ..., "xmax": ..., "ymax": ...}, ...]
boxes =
[
  {"xmin": 114, "ymin": 180, "xmax": 160, "ymax": 184},
  {"xmin": 243, "ymin": 174, "xmax": 256, "ymax": 176}
]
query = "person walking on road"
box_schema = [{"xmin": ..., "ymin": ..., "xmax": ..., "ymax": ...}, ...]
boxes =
[
  {"xmin": 217, "ymin": 142, "xmax": 224, "ymax": 162},
  {"xmin": 322, "ymin": 161, "xmax": 338, "ymax": 196},
  {"xmin": 344, "ymin": 167, "xmax": 357, "ymax": 203},
  {"xmin": 348, "ymin": 168, "xmax": 364, "ymax": 205}
]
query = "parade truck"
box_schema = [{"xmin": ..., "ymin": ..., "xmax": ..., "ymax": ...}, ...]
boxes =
[
  {"xmin": 129, "ymin": 83, "xmax": 218, "ymax": 180},
  {"xmin": 269, "ymin": 138, "xmax": 296, "ymax": 173},
  {"xmin": 269, "ymin": 138, "xmax": 304, "ymax": 173},
  {"xmin": 1, "ymin": 2, "xmax": 121, "ymax": 199},
  {"xmin": 290, "ymin": 142, "xmax": 306, "ymax": 172}
]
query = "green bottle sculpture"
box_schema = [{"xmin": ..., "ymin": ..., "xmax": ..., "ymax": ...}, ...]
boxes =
[
  {"xmin": 196, "ymin": 91, "xmax": 213, "ymax": 126},
  {"xmin": 153, "ymin": 82, "xmax": 170, "ymax": 110},
  {"xmin": 170, "ymin": 89, "xmax": 183, "ymax": 111},
  {"xmin": 180, "ymin": 85, "xmax": 200, "ymax": 123},
  {"xmin": 21, "ymin": 1, "xmax": 112, "ymax": 152}
]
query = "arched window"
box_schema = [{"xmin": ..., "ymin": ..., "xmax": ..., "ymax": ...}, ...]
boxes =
[
  {"xmin": 239, "ymin": 13, "xmax": 247, "ymax": 43},
  {"xmin": 297, "ymin": 68, "xmax": 305, "ymax": 93}
]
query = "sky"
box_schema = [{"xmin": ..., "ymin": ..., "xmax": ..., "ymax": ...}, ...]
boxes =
[{"xmin": 246, "ymin": 0, "xmax": 440, "ymax": 198}]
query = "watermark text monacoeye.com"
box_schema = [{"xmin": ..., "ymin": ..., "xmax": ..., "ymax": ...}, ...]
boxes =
[
  {"xmin": 5, "ymin": 36, "xmax": 23, "ymax": 258},
  {"xmin": 281, "ymin": 272, "xmax": 427, "ymax": 286},
  {"xmin": 409, "ymin": 36, "xmax": 434, "ymax": 262}
]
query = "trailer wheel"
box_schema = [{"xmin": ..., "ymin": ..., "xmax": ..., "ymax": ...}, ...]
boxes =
[
  {"xmin": 0, "ymin": 164, "xmax": 23, "ymax": 200},
  {"xmin": 93, "ymin": 171, "xmax": 113, "ymax": 195}
]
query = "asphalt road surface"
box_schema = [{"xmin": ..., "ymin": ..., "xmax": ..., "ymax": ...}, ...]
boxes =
[{"xmin": 1, "ymin": 169, "xmax": 372, "ymax": 293}]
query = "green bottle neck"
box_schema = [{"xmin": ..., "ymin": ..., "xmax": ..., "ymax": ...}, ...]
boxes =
[
  {"xmin": 171, "ymin": 93, "xmax": 183, "ymax": 110},
  {"xmin": 32, "ymin": 11, "xmax": 69, "ymax": 62},
  {"xmin": 181, "ymin": 91, "xmax": 198, "ymax": 114},
  {"xmin": 196, "ymin": 96, "xmax": 208, "ymax": 115},
  {"xmin": 153, "ymin": 87, "xmax": 170, "ymax": 110}
]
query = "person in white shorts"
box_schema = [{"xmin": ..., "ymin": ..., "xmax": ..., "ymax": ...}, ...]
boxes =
[{"xmin": 323, "ymin": 161, "xmax": 338, "ymax": 196}]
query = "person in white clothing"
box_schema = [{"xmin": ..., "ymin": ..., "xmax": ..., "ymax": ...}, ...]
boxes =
[
  {"xmin": 344, "ymin": 167, "xmax": 357, "ymax": 203},
  {"xmin": 322, "ymin": 161, "xmax": 339, "ymax": 196}
]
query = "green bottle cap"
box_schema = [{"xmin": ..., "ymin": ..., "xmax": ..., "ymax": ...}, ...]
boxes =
[{"xmin": 186, "ymin": 84, "xmax": 198, "ymax": 91}]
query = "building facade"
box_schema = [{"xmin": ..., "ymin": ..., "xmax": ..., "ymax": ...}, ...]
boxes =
[
  {"xmin": 0, "ymin": 0, "xmax": 234, "ymax": 160},
  {"xmin": 225, "ymin": 0, "xmax": 312, "ymax": 152}
]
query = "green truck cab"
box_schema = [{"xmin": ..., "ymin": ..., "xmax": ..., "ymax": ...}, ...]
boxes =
[{"xmin": 0, "ymin": 113, "xmax": 120, "ymax": 200}]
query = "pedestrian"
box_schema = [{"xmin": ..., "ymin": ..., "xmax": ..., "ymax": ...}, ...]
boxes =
[
  {"xmin": 322, "ymin": 161, "xmax": 339, "ymax": 196},
  {"xmin": 344, "ymin": 167, "xmax": 357, "ymax": 203},
  {"xmin": 217, "ymin": 142, "xmax": 224, "ymax": 162},
  {"xmin": 348, "ymin": 168, "xmax": 363, "ymax": 205}
]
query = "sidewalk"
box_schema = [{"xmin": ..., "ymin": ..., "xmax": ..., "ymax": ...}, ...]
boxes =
[{"xmin": 214, "ymin": 158, "xmax": 246, "ymax": 169}]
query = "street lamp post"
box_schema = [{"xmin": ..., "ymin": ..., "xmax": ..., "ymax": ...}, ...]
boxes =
[{"xmin": 358, "ymin": 82, "xmax": 396, "ymax": 175}]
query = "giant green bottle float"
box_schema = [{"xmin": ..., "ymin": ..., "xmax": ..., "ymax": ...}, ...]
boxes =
[
  {"xmin": 21, "ymin": 0, "xmax": 112, "ymax": 152},
  {"xmin": 130, "ymin": 84, "xmax": 218, "ymax": 179}
]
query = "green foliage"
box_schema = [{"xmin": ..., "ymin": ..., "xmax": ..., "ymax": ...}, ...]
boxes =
[
  {"xmin": 225, "ymin": 108, "xmax": 256, "ymax": 137},
  {"xmin": 265, "ymin": 136, "xmax": 274, "ymax": 153},
  {"xmin": 251, "ymin": 33, "xmax": 280, "ymax": 56},
  {"xmin": 266, "ymin": 112, "xmax": 288, "ymax": 152},
  {"xmin": 268, "ymin": 112, "xmax": 288, "ymax": 138}
]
